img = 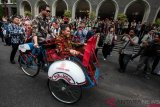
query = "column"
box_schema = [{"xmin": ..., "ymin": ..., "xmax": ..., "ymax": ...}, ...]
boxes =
[
  {"xmin": 147, "ymin": 7, "xmax": 157, "ymax": 23},
  {"xmin": 51, "ymin": 1, "xmax": 56, "ymax": 16},
  {"xmin": 8, "ymin": 0, "xmax": 10, "ymax": 3},
  {"xmin": 8, "ymin": 6, "xmax": 12, "ymax": 16},
  {"xmin": 71, "ymin": 3, "xmax": 76, "ymax": 19}
]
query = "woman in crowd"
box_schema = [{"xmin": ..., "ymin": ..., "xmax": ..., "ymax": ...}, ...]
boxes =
[
  {"xmin": 24, "ymin": 20, "xmax": 32, "ymax": 43},
  {"xmin": 102, "ymin": 27, "xmax": 117, "ymax": 60}
]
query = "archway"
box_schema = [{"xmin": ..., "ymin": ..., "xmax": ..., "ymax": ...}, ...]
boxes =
[
  {"xmin": 20, "ymin": 1, "xmax": 31, "ymax": 16},
  {"xmin": 154, "ymin": 7, "xmax": 160, "ymax": 22},
  {"xmin": 1, "ymin": 0, "xmax": 8, "ymax": 3},
  {"xmin": 35, "ymin": 0, "xmax": 47, "ymax": 16},
  {"xmin": 124, "ymin": 0, "xmax": 150, "ymax": 23},
  {"xmin": 97, "ymin": 0, "xmax": 118, "ymax": 20},
  {"xmin": 72, "ymin": 0, "xmax": 91, "ymax": 19},
  {"xmin": 157, "ymin": 12, "xmax": 160, "ymax": 19},
  {"xmin": 55, "ymin": 0, "xmax": 67, "ymax": 17},
  {"xmin": 11, "ymin": 7, "xmax": 17, "ymax": 16},
  {"xmin": 1, "ymin": 0, "xmax": 9, "ymax": 16}
]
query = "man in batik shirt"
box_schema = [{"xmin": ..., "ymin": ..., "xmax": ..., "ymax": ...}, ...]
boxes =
[
  {"xmin": 32, "ymin": 4, "xmax": 52, "ymax": 48},
  {"xmin": 31, "ymin": 4, "xmax": 53, "ymax": 64},
  {"xmin": 8, "ymin": 16, "xmax": 25, "ymax": 64}
]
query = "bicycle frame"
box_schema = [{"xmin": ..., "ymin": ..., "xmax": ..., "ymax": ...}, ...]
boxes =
[{"xmin": 19, "ymin": 51, "xmax": 34, "ymax": 64}]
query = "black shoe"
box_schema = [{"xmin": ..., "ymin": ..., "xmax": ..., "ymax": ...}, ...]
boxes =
[
  {"xmin": 10, "ymin": 60, "xmax": 16, "ymax": 64},
  {"xmin": 144, "ymin": 74, "xmax": 150, "ymax": 79},
  {"xmin": 118, "ymin": 68, "xmax": 125, "ymax": 73},
  {"xmin": 133, "ymin": 72, "xmax": 140, "ymax": 75},
  {"xmin": 41, "ymin": 65, "xmax": 48, "ymax": 72},
  {"xmin": 40, "ymin": 63, "xmax": 48, "ymax": 72},
  {"xmin": 151, "ymin": 72, "xmax": 157, "ymax": 75}
]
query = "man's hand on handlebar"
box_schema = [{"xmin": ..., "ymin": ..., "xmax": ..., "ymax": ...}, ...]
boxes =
[
  {"xmin": 34, "ymin": 43, "xmax": 39, "ymax": 48},
  {"xmin": 69, "ymin": 49, "xmax": 80, "ymax": 56}
]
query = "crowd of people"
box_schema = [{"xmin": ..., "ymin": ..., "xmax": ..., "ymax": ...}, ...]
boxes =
[{"xmin": 0, "ymin": 4, "xmax": 160, "ymax": 79}]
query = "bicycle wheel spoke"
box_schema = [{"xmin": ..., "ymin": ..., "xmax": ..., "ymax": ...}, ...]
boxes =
[
  {"xmin": 68, "ymin": 86, "xmax": 81, "ymax": 98},
  {"xmin": 19, "ymin": 53, "xmax": 40, "ymax": 77},
  {"xmin": 65, "ymin": 89, "xmax": 77, "ymax": 100},
  {"xmin": 48, "ymin": 79, "xmax": 82, "ymax": 104}
]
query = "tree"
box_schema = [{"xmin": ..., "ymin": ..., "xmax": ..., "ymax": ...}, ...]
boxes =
[
  {"xmin": 117, "ymin": 13, "xmax": 128, "ymax": 22},
  {"xmin": 0, "ymin": 4, "xmax": 4, "ymax": 19},
  {"xmin": 24, "ymin": 11, "xmax": 32, "ymax": 17},
  {"xmin": 64, "ymin": 10, "xmax": 71, "ymax": 18},
  {"xmin": 11, "ymin": 0, "xmax": 17, "ymax": 4},
  {"xmin": 155, "ymin": 18, "xmax": 160, "ymax": 26},
  {"xmin": 89, "ymin": 11, "xmax": 96, "ymax": 21}
]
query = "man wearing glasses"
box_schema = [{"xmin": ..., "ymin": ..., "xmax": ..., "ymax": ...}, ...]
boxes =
[
  {"xmin": 32, "ymin": 4, "xmax": 52, "ymax": 48},
  {"xmin": 31, "ymin": 4, "xmax": 52, "ymax": 67}
]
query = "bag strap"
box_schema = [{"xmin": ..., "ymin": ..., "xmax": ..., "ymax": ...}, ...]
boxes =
[
  {"xmin": 123, "ymin": 36, "xmax": 137, "ymax": 49},
  {"xmin": 123, "ymin": 40, "xmax": 130, "ymax": 49}
]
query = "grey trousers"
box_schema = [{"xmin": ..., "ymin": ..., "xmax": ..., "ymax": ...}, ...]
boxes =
[{"xmin": 136, "ymin": 55, "xmax": 155, "ymax": 74}]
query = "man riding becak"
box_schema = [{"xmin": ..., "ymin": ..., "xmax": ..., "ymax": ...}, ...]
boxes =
[
  {"xmin": 32, "ymin": 4, "xmax": 53, "ymax": 47},
  {"xmin": 32, "ymin": 4, "xmax": 83, "ymax": 57},
  {"xmin": 47, "ymin": 24, "xmax": 85, "ymax": 57}
]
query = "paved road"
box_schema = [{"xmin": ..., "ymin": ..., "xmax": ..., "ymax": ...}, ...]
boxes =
[{"xmin": 0, "ymin": 42, "xmax": 160, "ymax": 107}]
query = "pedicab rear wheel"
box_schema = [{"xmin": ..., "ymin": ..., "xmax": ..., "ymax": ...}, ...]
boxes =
[{"xmin": 48, "ymin": 79, "xmax": 82, "ymax": 104}]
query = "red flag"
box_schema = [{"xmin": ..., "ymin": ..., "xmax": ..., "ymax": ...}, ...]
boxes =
[{"xmin": 82, "ymin": 35, "xmax": 97, "ymax": 66}]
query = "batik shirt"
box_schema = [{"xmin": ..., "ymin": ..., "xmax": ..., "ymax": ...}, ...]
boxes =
[
  {"xmin": 52, "ymin": 34, "xmax": 83, "ymax": 55},
  {"xmin": 32, "ymin": 13, "xmax": 52, "ymax": 43},
  {"xmin": 8, "ymin": 23, "xmax": 25, "ymax": 44},
  {"xmin": 1, "ymin": 22, "xmax": 9, "ymax": 36}
]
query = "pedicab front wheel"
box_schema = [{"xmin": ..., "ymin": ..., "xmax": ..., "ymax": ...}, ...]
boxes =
[
  {"xmin": 48, "ymin": 79, "xmax": 82, "ymax": 104},
  {"xmin": 18, "ymin": 54, "xmax": 40, "ymax": 77}
]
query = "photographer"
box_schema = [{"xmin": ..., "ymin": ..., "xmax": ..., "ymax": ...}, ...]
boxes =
[
  {"xmin": 119, "ymin": 30, "xmax": 139, "ymax": 73},
  {"xmin": 135, "ymin": 32, "xmax": 160, "ymax": 79},
  {"xmin": 131, "ymin": 30, "xmax": 155, "ymax": 61},
  {"xmin": 102, "ymin": 27, "xmax": 117, "ymax": 60}
]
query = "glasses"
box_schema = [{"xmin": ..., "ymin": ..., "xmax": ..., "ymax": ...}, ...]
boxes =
[{"xmin": 46, "ymin": 10, "xmax": 51, "ymax": 13}]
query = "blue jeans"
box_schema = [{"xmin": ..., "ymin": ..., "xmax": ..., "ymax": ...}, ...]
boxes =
[{"xmin": 32, "ymin": 46, "xmax": 44, "ymax": 64}]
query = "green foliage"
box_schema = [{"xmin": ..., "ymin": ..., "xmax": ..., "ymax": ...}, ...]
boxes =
[
  {"xmin": 11, "ymin": 0, "xmax": 17, "ymax": 3},
  {"xmin": 24, "ymin": 11, "xmax": 32, "ymax": 17},
  {"xmin": 64, "ymin": 10, "xmax": 71, "ymax": 18},
  {"xmin": 155, "ymin": 18, "xmax": 160, "ymax": 26},
  {"xmin": 0, "ymin": 5, "xmax": 4, "ymax": 19},
  {"xmin": 117, "ymin": 13, "xmax": 128, "ymax": 22},
  {"xmin": 89, "ymin": 11, "xmax": 96, "ymax": 21}
]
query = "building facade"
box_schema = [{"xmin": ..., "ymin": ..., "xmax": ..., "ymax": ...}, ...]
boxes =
[
  {"xmin": 0, "ymin": 0, "xmax": 17, "ymax": 17},
  {"xmin": 10, "ymin": 0, "xmax": 160, "ymax": 22}
]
